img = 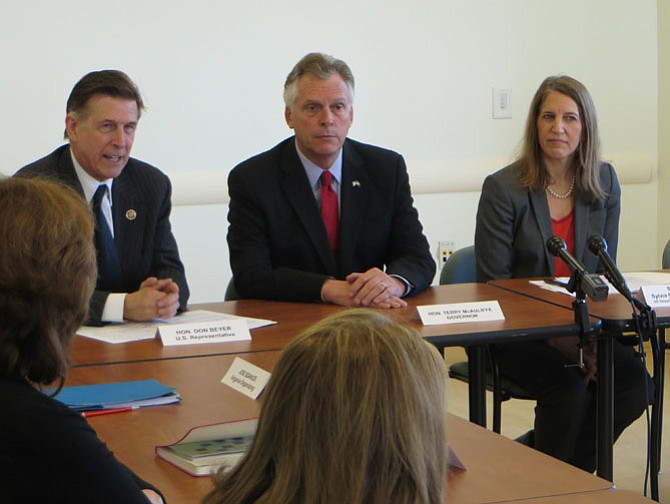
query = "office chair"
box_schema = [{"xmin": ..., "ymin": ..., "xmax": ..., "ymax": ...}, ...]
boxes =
[
  {"xmin": 441, "ymin": 245, "xmax": 534, "ymax": 434},
  {"xmin": 663, "ymin": 238, "xmax": 670, "ymax": 269}
]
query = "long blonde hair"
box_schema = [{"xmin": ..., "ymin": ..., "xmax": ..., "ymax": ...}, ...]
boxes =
[{"xmin": 203, "ymin": 309, "xmax": 448, "ymax": 504}]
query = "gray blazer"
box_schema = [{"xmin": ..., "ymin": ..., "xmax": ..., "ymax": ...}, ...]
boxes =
[{"xmin": 475, "ymin": 161, "xmax": 621, "ymax": 283}]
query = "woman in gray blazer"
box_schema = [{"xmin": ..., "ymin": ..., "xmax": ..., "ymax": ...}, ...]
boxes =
[{"xmin": 475, "ymin": 75, "xmax": 651, "ymax": 472}]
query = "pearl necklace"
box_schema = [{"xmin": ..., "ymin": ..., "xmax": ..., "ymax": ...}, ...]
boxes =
[{"xmin": 546, "ymin": 176, "xmax": 575, "ymax": 200}]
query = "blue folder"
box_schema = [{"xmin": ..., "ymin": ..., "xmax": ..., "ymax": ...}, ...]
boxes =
[{"xmin": 51, "ymin": 379, "xmax": 179, "ymax": 411}]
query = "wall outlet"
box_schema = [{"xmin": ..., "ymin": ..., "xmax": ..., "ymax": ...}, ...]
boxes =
[{"xmin": 437, "ymin": 240, "xmax": 456, "ymax": 266}]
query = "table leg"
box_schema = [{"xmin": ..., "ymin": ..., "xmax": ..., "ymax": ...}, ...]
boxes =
[
  {"xmin": 468, "ymin": 345, "xmax": 487, "ymax": 427},
  {"xmin": 596, "ymin": 333, "xmax": 614, "ymax": 481},
  {"xmin": 649, "ymin": 328, "xmax": 664, "ymax": 502}
]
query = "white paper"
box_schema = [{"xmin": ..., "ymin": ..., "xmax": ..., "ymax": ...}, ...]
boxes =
[
  {"xmin": 77, "ymin": 310, "xmax": 276, "ymax": 344},
  {"xmin": 221, "ymin": 357, "xmax": 271, "ymax": 400},
  {"xmin": 529, "ymin": 278, "xmax": 576, "ymax": 296},
  {"xmin": 624, "ymin": 272, "xmax": 670, "ymax": 292},
  {"xmin": 530, "ymin": 272, "xmax": 670, "ymax": 298},
  {"xmin": 417, "ymin": 301, "xmax": 504, "ymax": 326}
]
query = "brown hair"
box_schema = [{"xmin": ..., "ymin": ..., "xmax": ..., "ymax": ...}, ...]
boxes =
[
  {"xmin": 0, "ymin": 177, "xmax": 96, "ymax": 385},
  {"xmin": 203, "ymin": 309, "xmax": 448, "ymax": 504},
  {"xmin": 283, "ymin": 52, "xmax": 355, "ymax": 107},
  {"xmin": 515, "ymin": 75, "xmax": 604, "ymax": 201},
  {"xmin": 64, "ymin": 69, "xmax": 144, "ymax": 139}
]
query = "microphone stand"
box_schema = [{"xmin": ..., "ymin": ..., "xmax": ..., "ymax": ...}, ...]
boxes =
[
  {"xmin": 565, "ymin": 268, "xmax": 613, "ymax": 480},
  {"xmin": 564, "ymin": 268, "xmax": 597, "ymax": 370},
  {"xmin": 631, "ymin": 298, "xmax": 660, "ymax": 500}
]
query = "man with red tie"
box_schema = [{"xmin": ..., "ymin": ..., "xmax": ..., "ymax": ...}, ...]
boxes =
[{"xmin": 227, "ymin": 53, "xmax": 434, "ymax": 307}]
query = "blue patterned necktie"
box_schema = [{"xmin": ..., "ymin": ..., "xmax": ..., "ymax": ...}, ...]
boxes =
[{"xmin": 92, "ymin": 184, "xmax": 122, "ymax": 291}]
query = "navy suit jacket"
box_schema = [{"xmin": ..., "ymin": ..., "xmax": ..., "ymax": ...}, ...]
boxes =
[
  {"xmin": 227, "ymin": 137, "xmax": 435, "ymax": 302},
  {"xmin": 475, "ymin": 161, "xmax": 621, "ymax": 283},
  {"xmin": 16, "ymin": 145, "xmax": 189, "ymax": 324}
]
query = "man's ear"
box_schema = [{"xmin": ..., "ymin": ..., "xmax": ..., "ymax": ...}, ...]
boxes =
[
  {"xmin": 65, "ymin": 113, "xmax": 79, "ymax": 140},
  {"xmin": 284, "ymin": 106, "xmax": 294, "ymax": 129}
]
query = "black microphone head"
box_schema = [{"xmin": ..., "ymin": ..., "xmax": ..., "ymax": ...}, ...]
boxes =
[
  {"xmin": 587, "ymin": 235, "xmax": 607, "ymax": 255},
  {"xmin": 546, "ymin": 236, "xmax": 566, "ymax": 256}
]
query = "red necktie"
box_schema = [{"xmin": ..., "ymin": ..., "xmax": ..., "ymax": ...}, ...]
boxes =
[{"xmin": 320, "ymin": 170, "xmax": 339, "ymax": 252}]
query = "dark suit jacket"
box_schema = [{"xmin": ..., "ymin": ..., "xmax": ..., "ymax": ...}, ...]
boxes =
[
  {"xmin": 15, "ymin": 145, "xmax": 189, "ymax": 324},
  {"xmin": 475, "ymin": 161, "xmax": 621, "ymax": 283},
  {"xmin": 227, "ymin": 137, "xmax": 435, "ymax": 302}
]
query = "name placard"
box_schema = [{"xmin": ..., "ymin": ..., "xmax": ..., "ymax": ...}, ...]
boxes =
[
  {"xmin": 640, "ymin": 285, "xmax": 670, "ymax": 308},
  {"xmin": 221, "ymin": 357, "xmax": 271, "ymax": 400},
  {"xmin": 159, "ymin": 319, "xmax": 251, "ymax": 346},
  {"xmin": 417, "ymin": 301, "xmax": 505, "ymax": 326}
]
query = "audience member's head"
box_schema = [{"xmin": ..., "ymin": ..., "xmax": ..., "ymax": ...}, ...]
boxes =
[
  {"xmin": 0, "ymin": 177, "xmax": 96, "ymax": 385},
  {"xmin": 203, "ymin": 309, "xmax": 448, "ymax": 504}
]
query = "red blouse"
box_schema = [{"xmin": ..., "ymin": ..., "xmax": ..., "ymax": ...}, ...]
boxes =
[{"xmin": 551, "ymin": 210, "xmax": 575, "ymax": 277}]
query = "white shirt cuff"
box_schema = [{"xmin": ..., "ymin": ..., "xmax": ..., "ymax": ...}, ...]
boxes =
[{"xmin": 101, "ymin": 293, "xmax": 127, "ymax": 323}]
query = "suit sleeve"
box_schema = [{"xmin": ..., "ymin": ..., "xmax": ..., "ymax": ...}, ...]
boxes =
[
  {"xmin": 86, "ymin": 291, "xmax": 110, "ymax": 326},
  {"xmin": 149, "ymin": 179, "xmax": 190, "ymax": 310},
  {"xmin": 227, "ymin": 167, "xmax": 329, "ymax": 302},
  {"xmin": 475, "ymin": 173, "xmax": 516, "ymax": 283},
  {"xmin": 383, "ymin": 156, "xmax": 436, "ymax": 294},
  {"xmin": 86, "ymin": 177, "xmax": 189, "ymax": 326},
  {"xmin": 601, "ymin": 163, "xmax": 621, "ymax": 263}
]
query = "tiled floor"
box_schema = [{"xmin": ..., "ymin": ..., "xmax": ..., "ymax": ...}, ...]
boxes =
[{"xmin": 444, "ymin": 344, "xmax": 668, "ymax": 502}]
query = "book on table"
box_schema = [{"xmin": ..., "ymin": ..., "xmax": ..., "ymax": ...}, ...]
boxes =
[{"xmin": 156, "ymin": 418, "xmax": 257, "ymax": 476}]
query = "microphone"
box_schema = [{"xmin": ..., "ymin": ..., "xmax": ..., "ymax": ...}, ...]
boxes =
[
  {"xmin": 587, "ymin": 235, "xmax": 633, "ymax": 301},
  {"xmin": 546, "ymin": 236, "xmax": 609, "ymax": 301}
]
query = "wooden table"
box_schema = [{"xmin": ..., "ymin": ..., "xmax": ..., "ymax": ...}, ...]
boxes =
[
  {"xmin": 501, "ymin": 489, "xmax": 654, "ymax": 503},
  {"xmin": 66, "ymin": 352, "xmax": 614, "ymax": 504},
  {"xmin": 71, "ymin": 284, "xmax": 588, "ymax": 366},
  {"xmin": 489, "ymin": 277, "xmax": 668, "ymax": 497},
  {"xmin": 71, "ymin": 284, "xmax": 594, "ymax": 429},
  {"xmin": 70, "ymin": 299, "xmax": 339, "ymax": 366}
]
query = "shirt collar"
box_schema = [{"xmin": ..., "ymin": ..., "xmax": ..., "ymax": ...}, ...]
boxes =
[
  {"xmin": 295, "ymin": 139, "xmax": 343, "ymax": 189},
  {"xmin": 70, "ymin": 148, "xmax": 113, "ymax": 204}
]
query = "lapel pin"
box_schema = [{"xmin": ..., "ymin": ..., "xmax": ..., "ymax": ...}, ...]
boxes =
[
  {"xmin": 352, "ymin": 180, "xmax": 361, "ymax": 188},
  {"xmin": 125, "ymin": 209, "xmax": 137, "ymax": 221}
]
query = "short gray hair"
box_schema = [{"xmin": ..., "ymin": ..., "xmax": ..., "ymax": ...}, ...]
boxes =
[{"xmin": 283, "ymin": 52, "xmax": 355, "ymax": 107}]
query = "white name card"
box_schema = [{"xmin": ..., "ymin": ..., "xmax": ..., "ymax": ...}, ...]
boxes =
[
  {"xmin": 640, "ymin": 285, "xmax": 670, "ymax": 308},
  {"xmin": 417, "ymin": 301, "xmax": 505, "ymax": 326},
  {"xmin": 159, "ymin": 319, "xmax": 251, "ymax": 346},
  {"xmin": 221, "ymin": 357, "xmax": 271, "ymax": 400}
]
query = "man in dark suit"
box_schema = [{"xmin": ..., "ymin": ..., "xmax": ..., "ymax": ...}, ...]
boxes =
[
  {"xmin": 16, "ymin": 70, "xmax": 188, "ymax": 325},
  {"xmin": 228, "ymin": 53, "xmax": 434, "ymax": 307}
]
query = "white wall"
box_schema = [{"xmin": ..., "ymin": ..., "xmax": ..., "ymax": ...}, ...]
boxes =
[
  {"xmin": 0, "ymin": 1, "xmax": 659, "ymax": 303},
  {"xmin": 659, "ymin": 3, "xmax": 670, "ymax": 259}
]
